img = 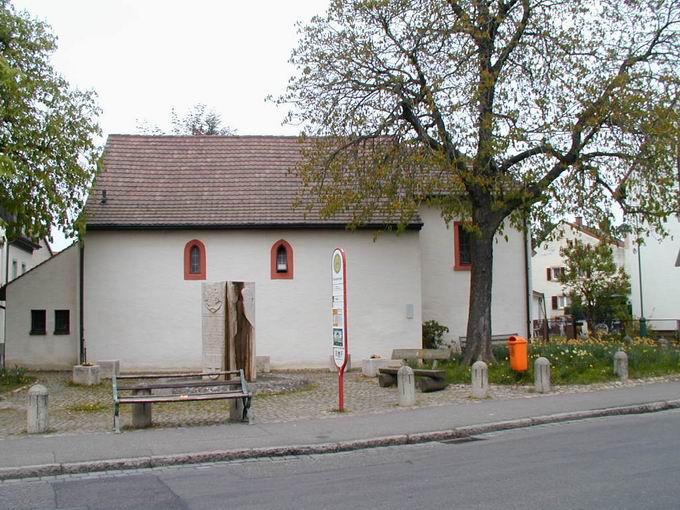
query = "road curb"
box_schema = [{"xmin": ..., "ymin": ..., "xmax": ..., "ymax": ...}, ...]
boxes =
[{"xmin": 1, "ymin": 399, "xmax": 679, "ymax": 481}]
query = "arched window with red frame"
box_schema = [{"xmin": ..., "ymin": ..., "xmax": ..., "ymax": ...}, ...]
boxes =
[
  {"xmin": 184, "ymin": 239, "xmax": 206, "ymax": 280},
  {"xmin": 271, "ymin": 239, "xmax": 294, "ymax": 279}
]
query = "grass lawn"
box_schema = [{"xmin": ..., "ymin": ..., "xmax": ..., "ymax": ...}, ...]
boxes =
[
  {"xmin": 0, "ymin": 367, "xmax": 35, "ymax": 394},
  {"xmin": 439, "ymin": 338, "xmax": 680, "ymax": 385}
]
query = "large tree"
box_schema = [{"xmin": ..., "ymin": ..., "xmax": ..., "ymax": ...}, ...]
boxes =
[
  {"xmin": 278, "ymin": 0, "xmax": 680, "ymax": 363},
  {"xmin": 0, "ymin": 0, "xmax": 100, "ymax": 240}
]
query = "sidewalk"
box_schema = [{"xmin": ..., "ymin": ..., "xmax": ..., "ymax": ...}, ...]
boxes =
[{"xmin": 1, "ymin": 380, "xmax": 678, "ymax": 480}]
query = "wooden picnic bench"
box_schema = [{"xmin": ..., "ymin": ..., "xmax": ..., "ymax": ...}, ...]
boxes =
[
  {"xmin": 378, "ymin": 348, "xmax": 452, "ymax": 392},
  {"xmin": 459, "ymin": 334, "xmax": 517, "ymax": 349},
  {"xmin": 112, "ymin": 370, "xmax": 252, "ymax": 433}
]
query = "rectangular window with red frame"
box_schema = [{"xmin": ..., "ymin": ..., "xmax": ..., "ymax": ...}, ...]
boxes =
[{"xmin": 454, "ymin": 222, "xmax": 472, "ymax": 270}]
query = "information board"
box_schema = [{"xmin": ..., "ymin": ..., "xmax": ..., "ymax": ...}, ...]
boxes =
[{"xmin": 331, "ymin": 248, "xmax": 348, "ymax": 370}]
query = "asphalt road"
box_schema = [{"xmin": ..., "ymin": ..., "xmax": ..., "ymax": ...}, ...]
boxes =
[{"xmin": 2, "ymin": 409, "xmax": 680, "ymax": 509}]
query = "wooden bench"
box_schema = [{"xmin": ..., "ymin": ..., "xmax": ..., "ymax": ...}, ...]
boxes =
[
  {"xmin": 112, "ymin": 369, "xmax": 252, "ymax": 433},
  {"xmin": 459, "ymin": 334, "xmax": 517, "ymax": 349},
  {"xmin": 378, "ymin": 348, "xmax": 452, "ymax": 392}
]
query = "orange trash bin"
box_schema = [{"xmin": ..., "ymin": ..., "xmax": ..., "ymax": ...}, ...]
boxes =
[{"xmin": 508, "ymin": 336, "xmax": 528, "ymax": 371}]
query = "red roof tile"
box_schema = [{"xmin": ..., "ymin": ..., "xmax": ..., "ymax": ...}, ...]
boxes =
[{"xmin": 85, "ymin": 135, "xmax": 422, "ymax": 230}]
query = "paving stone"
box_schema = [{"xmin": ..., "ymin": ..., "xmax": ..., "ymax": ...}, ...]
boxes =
[{"xmin": 1, "ymin": 370, "xmax": 679, "ymax": 438}]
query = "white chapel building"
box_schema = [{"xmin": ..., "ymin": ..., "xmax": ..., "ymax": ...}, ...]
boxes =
[{"xmin": 3, "ymin": 135, "xmax": 531, "ymax": 371}]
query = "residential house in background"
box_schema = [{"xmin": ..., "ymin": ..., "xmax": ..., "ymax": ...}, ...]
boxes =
[
  {"xmin": 3, "ymin": 135, "xmax": 532, "ymax": 371},
  {"xmin": 0, "ymin": 226, "xmax": 53, "ymax": 366},
  {"xmin": 531, "ymin": 218, "xmax": 627, "ymax": 319}
]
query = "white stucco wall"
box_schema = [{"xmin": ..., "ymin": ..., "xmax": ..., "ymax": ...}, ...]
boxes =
[
  {"xmin": 84, "ymin": 229, "xmax": 422, "ymax": 370},
  {"xmin": 1, "ymin": 234, "xmax": 53, "ymax": 346},
  {"xmin": 5, "ymin": 246, "xmax": 79, "ymax": 369},
  {"xmin": 418, "ymin": 206, "xmax": 529, "ymax": 344},
  {"xmin": 628, "ymin": 215, "xmax": 680, "ymax": 331}
]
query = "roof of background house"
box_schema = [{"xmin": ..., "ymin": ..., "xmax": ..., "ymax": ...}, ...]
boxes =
[
  {"xmin": 84, "ymin": 135, "xmax": 422, "ymax": 230},
  {"xmin": 564, "ymin": 220, "xmax": 625, "ymax": 248}
]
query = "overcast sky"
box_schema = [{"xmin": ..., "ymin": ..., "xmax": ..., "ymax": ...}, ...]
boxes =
[
  {"xmin": 12, "ymin": 0, "xmax": 329, "ymax": 249},
  {"xmin": 13, "ymin": 0, "xmax": 328, "ymax": 138}
]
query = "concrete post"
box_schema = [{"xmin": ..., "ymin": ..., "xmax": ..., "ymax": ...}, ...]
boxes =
[
  {"xmin": 534, "ymin": 357, "xmax": 551, "ymax": 393},
  {"xmin": 27, "ymin": 384, "xmax": 49, "ymax": 434},
  {"xmin": 397, "ymin": 365, "xmax": 416, "ymax": 407},
  {"xmin": 614, "ymin": 351, "xmax": 628, "ymax": 381},
  {"xmin": 131, "ymin": 389, "xmax": 152, "ymax": 428},
  {"xmin": 657, "ymin": 338, "xmax": 669, "ymax": 350},
  {"xmin": 471, "ymin": 361, "xmax": 488, "ymax": 399},
  {"xmin": 72, "ymin": 364, "xmax": 101, "ymax": 386}
]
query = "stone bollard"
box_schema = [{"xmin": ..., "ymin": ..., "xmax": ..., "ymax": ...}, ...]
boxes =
[
  {"xmin": 471, "ymin": 361, "xmax": 488, "ymax": 399},
  {"xmin": 131, "ymin": 389, "xmax": 152, "ymax": 428},
  {"xmin": 622, "ymin": 335, "xmax": 633, "ymax": 345},
  {"xmin": 534, "ymin": 357, "xmax": 551, "ymax": 393},
  {"xmin": 397, "ymin": 365, "xmax": 416, "ymax": 407},
  {"xmin": 27, "ymin": 384, "xmax": 49, "ymax": 434},
  {"xmin": 614, "ymin": 351, "xmax": 628, "ymax": 381},
  {"xmin": 657, "ymin": 338, "xmax": 669, "ymax": 350}
]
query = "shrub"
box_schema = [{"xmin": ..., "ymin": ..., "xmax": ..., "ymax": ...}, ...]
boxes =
[
  {"xmin": 0, "ymin": 366, "xmax": 33, "ymax": 392},
  {"xmin": 422, "ymin": 320, "xmax": 449, "ymax": 349}
]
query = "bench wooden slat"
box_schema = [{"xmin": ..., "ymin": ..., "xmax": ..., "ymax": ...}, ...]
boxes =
[
  {"xmin": 458, "ymin": 334, "xmax": 517, "ymax": 348},
  {"xmin": 118, "ymin": 379, "xmax": 242, "ymax": 391},
  {"xmin": 378, "ymin": 367, "xmax": 446, "ymax": 379},
  {"xmin": 391, "ymin": 348, "xmax": 452, "ymax": 361},
  {"xmin": 119, "ymin": 392, "xmax": 250, "ymax": 404}
]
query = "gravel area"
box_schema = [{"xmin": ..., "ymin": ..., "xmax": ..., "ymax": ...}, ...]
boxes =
[{"xmin": 1, "ymin": 370, "xmax": 679, "ymax": 437}]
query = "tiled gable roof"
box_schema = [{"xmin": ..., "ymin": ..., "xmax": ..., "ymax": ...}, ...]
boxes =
[{"xmin": 85, "ymin": 135, "xmax": 422, "ymax": 230}]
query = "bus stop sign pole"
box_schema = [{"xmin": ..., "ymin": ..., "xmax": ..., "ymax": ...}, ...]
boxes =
[{"xmin": 331, "ymin": 248, "xmax": 349, "ymax": 411}]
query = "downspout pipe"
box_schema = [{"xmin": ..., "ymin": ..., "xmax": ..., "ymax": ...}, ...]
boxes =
[
  {"xmin": 79, "ymin": 243, "xmax": 85, "ymax": 364},
  {"xmin": 1, "ymin": 238, "xmax": 7, "ymax": 369},
  {"xmin": 523, "ymin": 217, "xmax": 532, "ymax": 340}
]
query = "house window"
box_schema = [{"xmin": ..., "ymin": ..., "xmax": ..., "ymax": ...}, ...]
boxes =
[
  {"xmin": 190, "ymin": 245, "xmax": 200, "ymax": 273},
  {"xmin": 551, "ymin": 295, "xmax": 570, "ymax": 310},
  {"xmin": 21, "ymin": 262, "xmax": 26, "ymax": 274},
  {"xmin": 54, "ymin": 310, "xmax": 70, "ymax": 335},
  {"xmin": 183, "ymin": 240, "xmax": 206, "ymax": 280},
  {"xmin": 30, "ymin": 309, "xmax": 46, "ymax": 335},
  {"xmin": 11, "ymin": 259, "xmax": 17, "ymax": 279},
  {"xmin": 271, "ymin": 240, "xmax": 294, "ymax": 279},
  {"xmin": 454, "ymin": 222, "xmax": 472, "ymax": 270},
  {"xmin": 547, "ymin": 267, "xmax": 565, "ymax": 281}
]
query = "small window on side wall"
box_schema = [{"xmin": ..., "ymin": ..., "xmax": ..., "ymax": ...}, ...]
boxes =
[
  {"xmin": 454, "ymin": 222, "xmax": 472, "ymax": 270},
  {"xmin": 54, "ymin": 310, "xmax": 70, "ymax": 335},
  {"xmin": 271, "ymin": 240, "xmax": 294, "ymax": 279},
  {"xmin": 30, "ymin": 310, "xmax": 46, "ymax": 335},
  {"xmin": 184, "ymin": 240, "xmax": 207, "ymax": 280}
]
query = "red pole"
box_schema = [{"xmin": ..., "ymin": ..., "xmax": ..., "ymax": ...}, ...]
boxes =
[{"xmin": 338, "ymin": 369, "xmax": 345, "ymax": 411}]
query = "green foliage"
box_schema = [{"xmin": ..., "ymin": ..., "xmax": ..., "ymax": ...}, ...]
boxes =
[
  {"xmin": 0, "ymin": 365, "xmax": 33, "ymax": 392},
  {"xmin": 278, "ymin": 0, "xmax": 680, "ymax": 363},
  {"xmin": 137, "ymin": 103, "xmax": 235, "ymax": 136},
  {"xmin": 559, "ymin": 240, "xmax": 631, "ymax": 327},
  {"xmin": 65, "ymin": 402, "xmax": 108, "ymax": 413},
  {"xmin": 441, "ymin": 339, "xmax": 680, "ymax": 385},
  {"xmin": 0, "ymin": 0, "xmax": 101, "ymax": 240},
  {"xmin": 422, "ymin": 320, "xmax": 449, "ymax": 349}
]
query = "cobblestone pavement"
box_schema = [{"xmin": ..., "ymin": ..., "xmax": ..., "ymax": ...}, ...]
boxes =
[{"xmin": 1, "ymin": 370, "xmax": 679, "ymax": 437}]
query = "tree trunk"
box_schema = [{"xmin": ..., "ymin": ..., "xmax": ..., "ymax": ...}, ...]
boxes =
[{"xmin": 462, "ymin": 224, "xmax": 497, "ymax": 365}]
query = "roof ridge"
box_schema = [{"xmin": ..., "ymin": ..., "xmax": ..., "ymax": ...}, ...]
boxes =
[{"xmin": 107, "ymin": 134, "xmax": 304, "ymax": 140}]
